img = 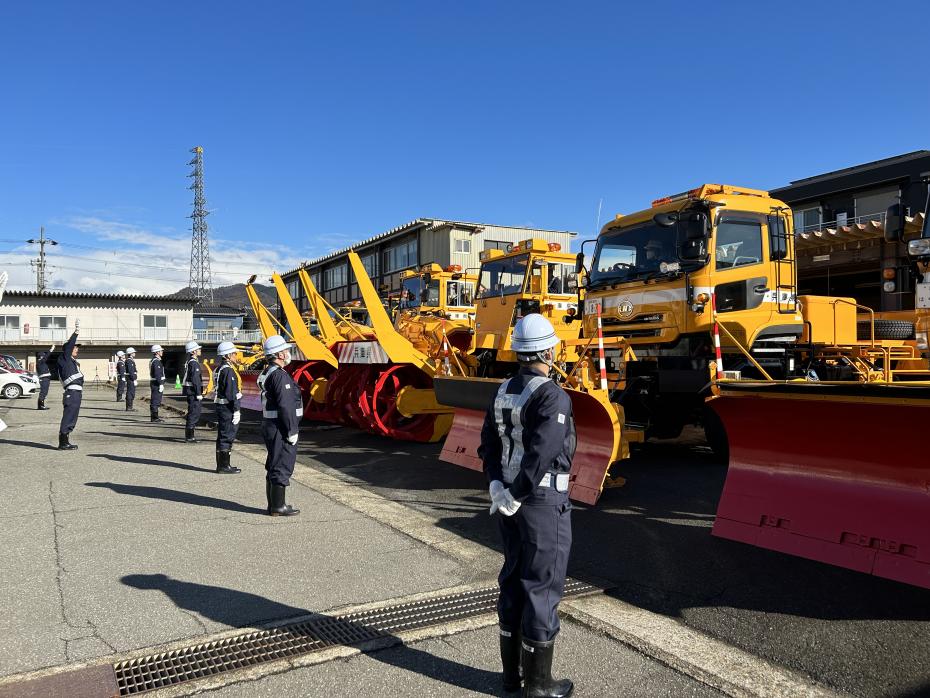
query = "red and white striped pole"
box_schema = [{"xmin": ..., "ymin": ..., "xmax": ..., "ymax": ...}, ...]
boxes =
[
  {"xmin": 711, "ymin": 293, "xmax": 724, "ymax": 380},
  {"xmin": 595, "ymin": 303, "xmax": 608, "ymax": 391}
]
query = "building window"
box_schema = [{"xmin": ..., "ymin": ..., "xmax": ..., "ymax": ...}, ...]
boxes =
[
  {"xmin": 715, "ymin": 217, "xmax": 763, "ymax": 270},
  {"xmin": 310, "ymin": 272, "xmax": 322, "ymax": 291},
  {"xmin": 0, "ymin": 315, "xmax": 20, "ymax": 341},
  {"xmin": 287, "ymin": 280, "xmax": 299, "ymax": 301},
  {"xmin": 324, "ymin": 264, "xmax": 347, "ymax": 290},
  {"xmin": 483, "ymin": 239, "xmax": 510, "ymax": 251},
  {"xmin": 454, "ymin": 239, "xmax": 471, "ymax": 254},
  {"xmin": 143, "ymin": 314, "xmax": 168, "ymax": 341},
  {"xmin": 793, "ymin": 207, "xmax": 822, "ymax": 233},
  {"xmin": 361, "ymin": 252, "xmax": 379, "ymax": 279},
  {"xmin": 383, "ymin": 238, "xmax": 418, "ymax": 272},
  {"xmin": 39, "ymin": 316, "xmax": 68, "ymax": 341}
]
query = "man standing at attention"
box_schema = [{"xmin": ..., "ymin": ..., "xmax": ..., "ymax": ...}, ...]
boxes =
[
  {"xmin": 258, "ymin": 335, "xmax": 302, "ymax": 516},
  {"xmin": 181, "ymin": 340, "xmax": 203, "ymax": 443},
  {"xmin": 35, "ymin": 343, "xmax": 54, "ymax": 410},
  {"xmin": 124, "ymin": 347, "xmax": 138, "ymax": 411},
  {"xmin": 478, "ymin": 313, "xmax": 575, "ymax": 698},
  {"xmin": 149, "ymin": 345, "xmax": 166, "ymax": 423},
  {"xmin": 57, "ymin": 320, "xmax": 83, "ymax": 451},
  {"xmin": 213, "ymin": 341, "xmax": 242, "ymax": 474},
  {"xmin": 115, "ymin": 350, "xmax": 126, "ymax": 402}
]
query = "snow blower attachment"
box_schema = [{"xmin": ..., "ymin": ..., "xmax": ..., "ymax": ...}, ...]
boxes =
[{"xmin": 709, "ymin": 381, "xmax": 930, "ymax": 590}]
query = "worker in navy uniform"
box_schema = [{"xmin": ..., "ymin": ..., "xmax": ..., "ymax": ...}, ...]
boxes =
[
  {"xmin": 56, "ymin": 320, "xmax": 84, "ymax": 451},
  {"xmin": 124, "ymin": 347, "xmax": 138, "ymax": 411},
  {"xmin": 35, "ymin": 344, "xmax": 54, "ymax": 410},
  {"xmin": 478, "ymin": 313, "xmax": 576, "ymax": 698},
  {"xmin": 258, "ymin": 334, "xmax": 302, "ymax": 516},
  {"xmin": 115, "ymin": 350, "xmax": 126, "ymax": 402},
  {"xmin": 181, "ymin": 340, "xmax": 204, "ymax": 443},
  {"xmin": 149, "ymin": 345, "xmax": 166, "ymax": 423},
  {"xmin": 213, "ymin": 341, "xmax": 242, "ymax": 474}
]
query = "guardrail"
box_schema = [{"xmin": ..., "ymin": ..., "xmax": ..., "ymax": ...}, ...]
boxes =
[
  {"xmin": 193, "ymin": 329, "xmax": 263, "ymax": 344},
  {"xmin": 798, "ymin": 211, "xmax": 886, "ymax": 235}
]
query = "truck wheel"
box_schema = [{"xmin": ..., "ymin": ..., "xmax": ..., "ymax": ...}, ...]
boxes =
[
  {"xmin": 2, "ymin": 384, "xmax": 23, "ymax": 399},
  {"xmin": 856, "ymin": 319, "xmax": 915, "ymax": 341},
  {"xmin": 701, "ymin": 406, "xmax": 729, "ymax": 464}
]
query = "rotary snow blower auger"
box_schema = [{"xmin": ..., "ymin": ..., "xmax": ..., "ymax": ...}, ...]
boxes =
[{"xmin": 432, "ymin": 238, "xmax": 640, "ymax": 505}]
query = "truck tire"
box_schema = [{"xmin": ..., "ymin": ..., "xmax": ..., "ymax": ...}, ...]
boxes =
[
  {"xmin": 856, "ymin": 319, "xmax": 915, "ymax": 341},
  {"xmin": 701, "ymin": 406, "xmax": 729, "ymax": 464}
]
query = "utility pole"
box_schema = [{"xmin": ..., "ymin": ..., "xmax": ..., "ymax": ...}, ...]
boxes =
[
  {"xmin": 188, "ymin": 146, "xmax": 214, "ymax": 302},
  {"xmin": 27, "ymin": 226, "xmax": 58, "ymax": 292}
]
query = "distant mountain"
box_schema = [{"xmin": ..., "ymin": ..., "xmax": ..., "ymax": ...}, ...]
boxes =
[{"xmin": 170, "ymin": 283, "xmax": 277, "ymax": 309}]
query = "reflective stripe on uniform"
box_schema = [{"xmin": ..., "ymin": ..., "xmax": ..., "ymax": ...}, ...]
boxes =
[
  {"xmin": 494, "ymin": 375, "xmax": 549, "ymax": 484},
  {"xmin": 38, "ymin": 373, "xmax": 51, "ymax": 378},
  {"xmin": 258, "ymin": 364, "xmax": 281, "ymax": 417},
  {"xmin": 62, "ymin": 372, "xmax": 83, "ymax": 386},
  {"xmin": 66, "ymin": 385, "xmax": 83, "ymax": 392}
]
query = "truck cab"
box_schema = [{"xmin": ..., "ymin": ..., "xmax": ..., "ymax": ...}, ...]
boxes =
[{"xmin": 473, "ymin": 238, "xmax": 581, "ymax": 374}]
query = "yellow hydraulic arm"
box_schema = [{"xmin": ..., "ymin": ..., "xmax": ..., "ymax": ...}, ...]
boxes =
[
  {"xmin": 347, "ymin": 251, "xmax": 435, "ymax": 374},
  {"xmin": 245, "ymin": 275, "xmax": 281, "ymax": 340},
  {"xmin": 270, "ymin": 273, "xmax": 338, "ymax": 367},
  {"xmin": 297, "ymin": 268, "xmax": 351, "ymax": 344}
]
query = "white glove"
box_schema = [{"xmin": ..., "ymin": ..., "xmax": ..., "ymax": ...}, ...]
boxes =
[
  {"xmin": 232, "ymin": 411, "xmax": 241, "ymax": 425},
  {"xmin": 488, "ymin": 480, "xmax": 506, "ymax": 515},
  {"xmin": 74, "ymin": 319, "xmax": 80, "ymax": 331},
  {"xmin": 287, "ymin": 433, "xmax": 298, "ymax": 446},
  {"xmin": 196, "ymin": 394, "xmax": 203, "ymax": 401},
  {"xmin": 498, "ymin": 489, "xmax": 521, "ymax": 517},
  {"xmin": 133, "ymin": 380, "xmax": 138, "ymax": 386},
  {"xmin": 158, "ymin": 385, "xmax": 164, "ymax": 393}
]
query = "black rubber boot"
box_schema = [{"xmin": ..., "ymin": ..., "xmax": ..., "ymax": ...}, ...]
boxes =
[
  {"xmin": 216, "ymin": 451, "xmax": 241, "ymax": 475},
  {"xmin": 58, "ymin": 433, "xmax": 78, "ymax": 451},
  {"xmin": 265, "ymin": 479, "xmax": 272, "ymax": 514},
  {"xmin": 38, "ymin": 400, "xmax": 49, "ymax": 411},
  {"xmin": 268, "ymin": 484, "xmax": 300, "ymax": 517},
  {"xmin": 126, "ymin": 403, "xmax": 136, "ymax": 412},
  {"xmin": 521, "ymin": 638, "xmax": 573, "ymax": 698},
  {"xmin": 150, "ymin": 410, "xmax": 164, "ymax": 423},
  {"xmin": 500, "ymin": 626, "xmax": 523, "ymax": 693},
  {"xmin": 184, "ymin": 427, "xmax": 197, "ymax": 443}
]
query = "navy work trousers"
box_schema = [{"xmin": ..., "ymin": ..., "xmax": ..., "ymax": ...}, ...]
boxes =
[
  {"xmin": 116, "ymin": 377, "xmax": 125, "ymax": 401},
  {"xmin": 150, "ymin": 386, "xmax": 163, "ymax": 413},
  {"xmin": 186, "ymin": 395, "xmax": 202, "ymax": 430},
  {"xmin": 216, "ymin": 404, "xmax": 239, "ymax": 452},
  {"xmin": 261, "ymin": 419, "xmax": 296, "ymax": 486},
  {"xmin": 125, "ymin": 380, "xmax": 136, "ymax": 408},
  {"xmin": 496, "ymin": 487, "xmax": 572, "ymax": 642},
  {"xmin": 39, "ymin": 378, "xmax": 50, "ymax": 402},
  {"xmin": 59, "ymin": 389, "xmax": 82, "ymax": 435}
]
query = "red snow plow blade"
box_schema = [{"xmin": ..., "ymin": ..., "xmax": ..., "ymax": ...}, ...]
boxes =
[
  {"xmin": 710, "ymin": 381, "xmax": 930, "ymax": 589},
  {"xmin": 433, "ymin": 376, "xmax": 627, "ymax": 505}
]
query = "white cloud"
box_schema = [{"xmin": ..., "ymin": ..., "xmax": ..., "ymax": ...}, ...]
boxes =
[{"xmin": 1, "ymin": 216, "xmax": 313, "ymax": 295}]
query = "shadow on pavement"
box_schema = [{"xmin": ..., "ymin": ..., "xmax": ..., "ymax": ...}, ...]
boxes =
[
  {"xmin": 88, "ymin": 430, "xmax": 190, "ymax": 443},
  {"xmin": 0, "ymin": 438, "xmax": 60, "ymax": 451},
  {"xmin": 121, "ymin": 573, "xmax": 500, "ymax": 696},
  {"xmin": 85, "ymin": 482, "xmax": 265, "ymax": 515},
  {"xmin": 87, "ymin": 453, "xmax": 214, "ymax": 473}
]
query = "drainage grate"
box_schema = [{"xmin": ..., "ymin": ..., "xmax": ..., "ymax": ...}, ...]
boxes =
[{"xmin": 113, "ymin": 578, "xmax": 598, "ymax": 695}]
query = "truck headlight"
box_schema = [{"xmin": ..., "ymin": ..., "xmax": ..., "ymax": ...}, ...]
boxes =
[{"xmin": 908, "ymin": 239, "xmax": 930, "ymax": 256}]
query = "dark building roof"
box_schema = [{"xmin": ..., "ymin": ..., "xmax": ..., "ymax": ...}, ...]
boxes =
[
  {"xmin": 4, "ymin": 290, "xmax": 199, "ymax": 304},
  {"xmin": 772, "ymin": 150, "xmax": 930, "ymax": 203}
]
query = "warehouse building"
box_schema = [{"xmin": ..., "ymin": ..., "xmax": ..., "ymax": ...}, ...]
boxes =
[
  {"xmin": 279, "ymin": 218, "xmax": 576, "ymax": 315},
  {"xmin": 772, "ymin": 150, "xmax": 929, "ymax": 312}
]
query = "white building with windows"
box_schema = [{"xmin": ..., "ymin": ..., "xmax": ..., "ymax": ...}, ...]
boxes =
[
  {"xmin": 0, "ymin": 290, "xmax": 198, "ymax": 382},
  {"xmin": 279, "ymin": 218, "xmax": 576, "ymax": 313}
]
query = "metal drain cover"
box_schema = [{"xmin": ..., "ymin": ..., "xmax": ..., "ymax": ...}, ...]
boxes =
[{"xmin": 114, "ymin": 579, "xmax": 599, "ymax": 695}]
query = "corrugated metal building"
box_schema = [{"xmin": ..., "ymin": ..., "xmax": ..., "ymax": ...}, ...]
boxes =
[{"xmin": 279, "ymin": 218, "xmax": 576, "ymax": 313}]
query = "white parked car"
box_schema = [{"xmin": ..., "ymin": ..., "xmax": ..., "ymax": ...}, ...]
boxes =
[{"xmin": 0, "ymin": 367, "xmax": 39, "ymax": 399}]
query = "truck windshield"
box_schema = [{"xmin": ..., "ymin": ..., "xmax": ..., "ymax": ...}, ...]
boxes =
[
  {"xmin": 589, "ymin": 221, "xmax": 683, "ymax": 287},
  {"xmin": 400, "ymin": 277, "xmax": 440, "ymax": 308},
  {"xmin": 478, "ymin": 254, "xmax": 529, "ymax": 298}
]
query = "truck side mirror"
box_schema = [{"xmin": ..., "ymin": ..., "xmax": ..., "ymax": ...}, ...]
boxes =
[
  {"xmin": 681, "ymin": 212, "xmax": 709, "ymax": 240},
  {"xmin": 680, "ymin": 239, "xmax": 707, "ymax": 261},
  {"xmin": 575, "ymin": 252, "xmax": 585, "ymax": 275},
  {"xmin": 885, "ymin": 203, "xmax": 903, "ymax": 242}
]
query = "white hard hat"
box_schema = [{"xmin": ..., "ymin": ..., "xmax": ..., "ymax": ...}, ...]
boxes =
[
  {"xmin": 511, "ymin": 313, "xmax": 558, "ymax": 353},
  {"xmin": 126, "ymin": 347, "xmax": 136, "ymax": 355},
  {"xmin": 116, "ymin": 350, "xmax": 125, "ymax": 358},
  {"xmin": 185, "ymin": 340, "xmax": 202, "ymax": 354},
  {"xmin": 263, "ymin": 334, "xmax": 293, "ymax": 356},
  {"xmin": 150, "ymin": 344, "xmax": 163, "ymax": 353},
  {"xmin": 217, "ymin": 341, "xmax": 237, "ymax": 356}
]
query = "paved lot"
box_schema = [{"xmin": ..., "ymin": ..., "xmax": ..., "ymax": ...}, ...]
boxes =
[{"xmin": 0, "ymin": 388, "xmax": 723, "ymax": 697}]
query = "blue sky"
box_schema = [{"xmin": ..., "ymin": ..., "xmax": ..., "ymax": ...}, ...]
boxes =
[{"xmin": 1, "ymin": 1, "xmax": 927, "ymax": 293}]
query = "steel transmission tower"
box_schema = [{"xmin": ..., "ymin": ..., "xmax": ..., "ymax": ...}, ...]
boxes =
[
  {"xmin": 27, "ymin": 226, "xmax": 58, "ymax": 292},
  {"xmin": 187, "ymin": 146, "xmax": 214, "ymax": 301}
]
